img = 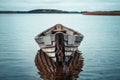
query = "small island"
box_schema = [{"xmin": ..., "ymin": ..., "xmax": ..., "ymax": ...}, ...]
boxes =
[
  {"xmin": 81, "ymin": 11, "xmax": 120, "ymax": 16},
  {"xmin": 0, "ymin": 9, "xmax": 80, "ymax": 14}
]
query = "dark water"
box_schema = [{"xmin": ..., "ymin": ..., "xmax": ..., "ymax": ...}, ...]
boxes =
[{"xmin": 0, "ymin": 14, "xmax": 120, "ymax": 80}]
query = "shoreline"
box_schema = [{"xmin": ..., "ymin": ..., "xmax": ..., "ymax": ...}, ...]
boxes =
[
  {"xmin": 82, "ymin": 11, "xmax": 120, "ymax": 16},
  {"xmin": 0, "ymin": 9, "xmax": 120, "ymax": 16}
]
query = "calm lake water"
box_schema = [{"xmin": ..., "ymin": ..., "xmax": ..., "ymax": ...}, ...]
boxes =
[{"xmin": 0, "ymin": 14, "xmax": 120, "ymax": 80}]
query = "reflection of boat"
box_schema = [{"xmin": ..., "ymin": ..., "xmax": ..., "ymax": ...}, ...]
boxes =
[
  {"xmin": 35, "ymin": 24, "xmax": 84, "ymax": 80},
  {"xmin": 35, "ymin": 24, "xmax": 84, "ymax": 62},
  {"xmin": 35, "ymin": 49, "xmax": 83, "ymax": 80}
]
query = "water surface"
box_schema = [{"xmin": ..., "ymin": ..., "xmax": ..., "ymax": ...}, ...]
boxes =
[{"xmin": 0, "ymin": 14, "xmax": 120, "ymax": 80}]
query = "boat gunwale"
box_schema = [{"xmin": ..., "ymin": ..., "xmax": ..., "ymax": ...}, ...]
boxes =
[{"xmin": 35, "ymin": 24, "xmax": 84, "ymax": 39}]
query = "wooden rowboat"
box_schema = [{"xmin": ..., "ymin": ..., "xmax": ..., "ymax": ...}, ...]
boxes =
[{"xmin": 35, "ymin": 24, "xmax": 84, "ymax": 80}]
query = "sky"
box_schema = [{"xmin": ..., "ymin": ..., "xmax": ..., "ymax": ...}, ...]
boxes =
[{"xmin": 0, "ymin": 0, "xmax": 120, "ymax": 11}]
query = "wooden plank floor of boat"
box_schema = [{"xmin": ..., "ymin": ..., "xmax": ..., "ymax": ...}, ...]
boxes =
[{"xmin": 35, "ymin": 49, "xmax": 84, "ymax": 80}]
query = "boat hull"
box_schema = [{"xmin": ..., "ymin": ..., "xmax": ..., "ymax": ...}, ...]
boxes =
[{"xmin": 34, "ymin": 24, "xmax": 84, "ymax": 80}]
